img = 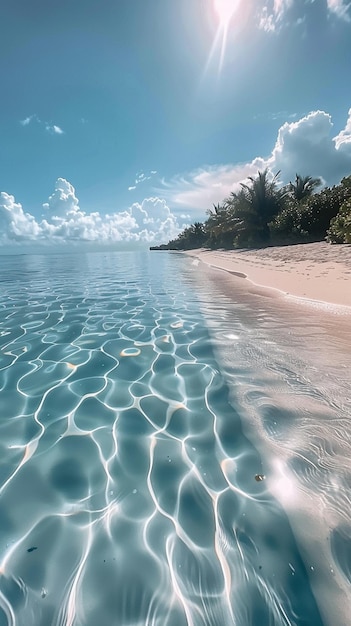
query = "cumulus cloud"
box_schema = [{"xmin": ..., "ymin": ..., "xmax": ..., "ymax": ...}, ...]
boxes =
[
  {"xmin": 19, "ymin": 114, "xmax": 65, "ymax": 135},
  {"xmin": 334, "ymin": 108, "xmax": 351, "ymax": 149},
  {"xmin": 0, "ymin": 193, "xmax": 42, "ymax": 242},
  {"xmin": 163, "ymin": 108, "xmax": 351, "ymax": 212},
  {"xmin": 269, "ymin": 109, "xmax": 351, "ymax": 182},
  {"xmin": 43, "ymin": 178, "xmax": 80, "ymax": 218},
  {"xmin": 0, "ymin": 179, "xmax": 183, "ymax": 249},
  {"xmin": 128, "ymin": 198, "xmax": 181, "ymax": 242}
]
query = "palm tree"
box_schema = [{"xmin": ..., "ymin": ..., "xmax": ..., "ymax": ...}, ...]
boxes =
[
  {"xmin": 172, "ymin": 221, "xmax": 206, "ymax": 249},
  {"xmin": 241, "ymin": 169, "xmax": 287, "ymax": 221},
  {"xmin": 225, "ymin": 169, "xmax": 287, "ymax": 244},
  {"xmin": 288, "ymin": 174, "xmax": 322, "ymax": 201},
  {"xmin": 205, "ymin": 202, "xmax": 237, "ymax": 247},
  {"xmin": 192, "ymin": 221, "xmax": 206, "ymax": 246}
]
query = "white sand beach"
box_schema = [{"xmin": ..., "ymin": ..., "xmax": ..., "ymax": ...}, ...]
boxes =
[{"xmin": 186, "ymin": 242, "xmax": 351, "ymax": 310}]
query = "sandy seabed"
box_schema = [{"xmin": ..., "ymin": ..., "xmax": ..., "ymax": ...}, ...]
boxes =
[{"xmin": 184, "ymin": 243, "xmax": 351, "ymax": 626}]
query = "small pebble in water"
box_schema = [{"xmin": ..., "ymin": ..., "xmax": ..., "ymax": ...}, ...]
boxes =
[
  {"xmin": 255, "ymin": 474, "xmax": 265, "ymax": 482},
  {"xmin": 170, "ymin": 321, "xmax": 183, "ymax": 329}
]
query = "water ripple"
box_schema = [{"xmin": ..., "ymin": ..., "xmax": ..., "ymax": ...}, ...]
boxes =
[
  {"xmin": 194, "ymin": 261, "xmax": 351, "ymax": 626},
  {"xmin": 0, "ymin": 252, "xmax": 329, "ymax": 625}
]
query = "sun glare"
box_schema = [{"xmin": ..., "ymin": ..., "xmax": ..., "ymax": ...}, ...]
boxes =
[
  {"xmin": 214, "ymin": 0, "xmax": 238, "ymax": 27},
  {"xmin": 204, "ymin": 0, "xmax": 243, "ymax": 76}
]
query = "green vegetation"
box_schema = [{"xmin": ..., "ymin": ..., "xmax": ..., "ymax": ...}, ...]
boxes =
[
  {"xmin": 154, "ymin": 171, "xmax": 351, "ymax": 250},
  {"xmin": 327, "ymin": 198, "xmax": 351, "ymax": 243},
  {"xmin": 288, "ymin": 174, "xmax": 322, "ymax": 201}
]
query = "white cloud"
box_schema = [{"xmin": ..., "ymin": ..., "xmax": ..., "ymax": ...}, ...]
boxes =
[
  {"xmin": 327, "ymin": 0, "xmax": 351, "ymax": 20},
  {"xmin": 334, "ymin": 108, "xmax": 351, "ymax": 149},
  {"xmin": 20, "ymin": 115, "xmax": 37, "ymax": 126},
  {"xmin": 254, "ymin": 111, "xmax": 297, "ymax": 121},
  {"xmin": 43, "ymin": 178, "xmax": 80, "ymax": 218},
  {"xmin": 257, "ymin": 0, "xmax": 294, "ymax": 31},
  {"xmin": 258, "ymin": 0, "xmax": 351, "ymax": 30},
  {"xmin": 269, "ymin": 109, "xmax": 351, "ymax": 182},
  {"xmin": 46, "ymin": 124, "xmax": 64, "ymax": 135},
  {"xmin": 160, "ymin": 159, "xmax": 267, "ymax": 213},
  {"xmin": 0, "ymin": 180, "xmax": 183, "ymax": 249},
  {"xmin": 127, "ymin": 169, "xmax": 158, "ymax": 191},
  {"xmin": 259, "ymin": 8, "xmax": 276, "ymax": 32},
  {"xmin": 19, "ymin": 114, "xmax": 65, "ymax": 135},
  {"xmin": 0, "ymin": 193, "xmax": 42, "ymax": 242},
  {"xmin": 128, "ymin": 198, "xmax": 182, "ymax": 242},
  {"xmin": 163, "ymin": 108, "xmax": 351, "ymax": 212}
]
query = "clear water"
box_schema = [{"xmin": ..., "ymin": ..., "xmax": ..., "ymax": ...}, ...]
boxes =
[{"xmin": 0, "ymin": 251, "xmax": 347, "ymax": 626}]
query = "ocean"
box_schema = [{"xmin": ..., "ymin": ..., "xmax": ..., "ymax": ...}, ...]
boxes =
[{"xmin": 0, "ymin": 250, "xmax": 349, "ymax": 626}]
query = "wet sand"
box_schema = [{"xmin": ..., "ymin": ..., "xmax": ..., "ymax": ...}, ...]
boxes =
[{"xmin": 185, "ymin": 242, "xmax": 351, "ymax": 310}]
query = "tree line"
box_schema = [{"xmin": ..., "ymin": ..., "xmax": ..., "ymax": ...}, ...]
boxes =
[{"xmin": 152, "ymin": 170, "xmax": 351, "ymax": 250}]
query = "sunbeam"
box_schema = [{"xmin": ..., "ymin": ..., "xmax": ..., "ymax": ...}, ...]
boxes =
[{"xmin": 204, "ymin": 0, "xmax": 242, "ymax": 76}]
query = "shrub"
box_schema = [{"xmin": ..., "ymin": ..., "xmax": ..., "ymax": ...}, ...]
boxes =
[
  {"xmin": 326, "ymin": 199, "xmax": 351, "ymax": 243},
  {"xmin": 270, "ymin": 181, "xmax": 351, "ymax": 243}
]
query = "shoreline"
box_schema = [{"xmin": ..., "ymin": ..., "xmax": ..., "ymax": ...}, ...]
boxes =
[
  {"xmin": 184, "ymin": 242, "xmax": 351, "ymax": 312},
  {"xmin": 183, "ymin": 242, "xmax": 351, "ymax": 626}
]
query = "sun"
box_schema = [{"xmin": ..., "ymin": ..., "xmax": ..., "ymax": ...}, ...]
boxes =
[{"xmin": 213, "ymin": 0, "xmax": 239, "ymax": 27}]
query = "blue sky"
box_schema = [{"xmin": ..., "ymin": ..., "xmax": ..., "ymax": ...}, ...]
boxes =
[{"xmin": 1, "ymin": 0, "xmax": 351, "ymax": 250}]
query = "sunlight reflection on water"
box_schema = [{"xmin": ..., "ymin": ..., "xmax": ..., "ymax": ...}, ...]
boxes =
[{"xmin": 0, "ymin": 251, "xmax": 340, "ymax": 625}]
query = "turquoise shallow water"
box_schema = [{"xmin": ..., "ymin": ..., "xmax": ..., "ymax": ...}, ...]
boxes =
[{"xmin": 0, "ymin": 250, "xmax": 343, "ymax": 625}]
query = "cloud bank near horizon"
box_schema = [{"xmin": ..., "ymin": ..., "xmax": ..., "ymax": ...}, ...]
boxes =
[
  {"xmin": 2, "ymin": 108, "xmax": 351, "ymax": 249},
  {"xmin": 164, "ymin": 108, "xmax": 351, "ymax": 212},
  {"xmin": 0, "ymin": 179, "xmax": 183, "ymax": 249}
]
